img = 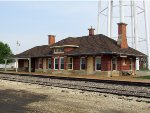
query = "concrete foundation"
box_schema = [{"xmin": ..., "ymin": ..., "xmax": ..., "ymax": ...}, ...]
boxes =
[{"xmin": 35, "ymin": 68, "xmax": 135, "ymax": 76}]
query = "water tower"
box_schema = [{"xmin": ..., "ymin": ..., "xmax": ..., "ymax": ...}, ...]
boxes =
[{"xmin": 97, "ymin": 0, "xmax": 150, "ymax": 70}]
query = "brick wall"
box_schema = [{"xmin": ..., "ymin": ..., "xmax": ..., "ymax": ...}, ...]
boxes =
[
  {"xmin": 35, "ymin": 59, "xmax": 38, "ymax": 69},
  {"xmin": 101, "ymin": 55, "xmax": 111, "ymax": 71},
  {"xmin": 64, "ymin": 47, "xmax": 74, "ymax": 52},
  {"xmin": 18, "ymin": 59, "xmax": 24, "ymax": 67},
  {"xmin": 17, "ymin": 55, "xmax": 136, "ymax": 73},
  {"xmin": 117, "ymin": 57, "xmax": 136, "ymax": 71},
  {"xmin": 118, "ymin": 23, "xmax": 128, "ymax": 49},
  {"xmin": 121, "ymin": 58, "xmax": 130, "ymax": 70},
  {"xmin": 51, "ymin": 57, "xmax": 54, "ymax": 69},
  {"xmin": 117, "ymin": 57, "xmax": 122, "ymax": 71},
  {"xmin": 133, "ymin": 58, "xmax": 136, "ymax": 71},
  {"xmin": 64, "ymin": 57, "xmax": 67, "ymax": 70},
  {"xmin": 48, "ymin": 35, "xmax": 55, "ymax": 45},
  {"xmin": 73, "ymin": 56, "xmax": 80, "ymax": 70}
]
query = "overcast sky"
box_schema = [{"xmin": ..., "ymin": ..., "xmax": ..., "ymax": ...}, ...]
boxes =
[{"xmin": 0, "ymin": 0, "xmax": 150, "ymax": 55}]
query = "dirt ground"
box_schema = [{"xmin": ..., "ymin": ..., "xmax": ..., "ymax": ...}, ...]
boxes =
[{"xmin": 0, "ymin": 79, "xmax": 149, "ymax": 113}]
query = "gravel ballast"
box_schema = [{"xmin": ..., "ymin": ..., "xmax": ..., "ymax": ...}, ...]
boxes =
[
  {"xmin": 0, "ymin": 73, "xmax": 150, "ymax": 98},
  {"xmin": 0, "ymin": 79, "xmax": 150, "ymax": 113}
]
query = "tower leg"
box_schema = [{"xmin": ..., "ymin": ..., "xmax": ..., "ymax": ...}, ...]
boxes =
[
  {"xmin": 110, "ymin": 0, "xmax": 113, "ymax": 38},
  {"xmin": 119, "ymin": 0, "xmax": 124, "ymax": 22},
  {"xmin": 107, "ymin": 0, "xmax": 111, "ymax": 37},
  {"xmin": 97, "ymin": 0, "xmax": 101, "ymax": 34},
  {"xmin": 133, "ymin": 1, "xmax": 139, "ymax": 70},
  {"xmin": 144, "ymin": 0, "xmax": 150, "ymax": 70},
  {"xmin": 131, "ymin": 1, "xmax": 135, "ymax": 48}
]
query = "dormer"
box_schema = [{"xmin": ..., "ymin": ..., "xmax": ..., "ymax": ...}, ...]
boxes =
[{"xmin": 50, "ymin": 45, "xmax": 79, "ymax": 54}]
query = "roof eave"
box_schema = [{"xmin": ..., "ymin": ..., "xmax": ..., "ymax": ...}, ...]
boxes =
[{"xmin": 65, "ymin": 51, "xmax": 146, "ymax": 57}]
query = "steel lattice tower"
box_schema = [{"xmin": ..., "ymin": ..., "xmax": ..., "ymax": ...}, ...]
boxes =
[{"xmin": 97, "ymin": 0, "xmax": 150, "ymax": 70}]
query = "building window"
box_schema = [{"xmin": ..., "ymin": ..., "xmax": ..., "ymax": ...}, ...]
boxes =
[
  {"xmin": 95, "ymin": 57, "xmax": 101, "ymax": 71},
  {"xmin": 48, "ymin": 58, "xmax": 52, "ymax": 69},
  {"xmin": 112, "ymin": 57, "xmax": 117, "ymax": 70},
  {"xmin": 38, "ymin": 58, "xmax": 43, "ymax": 68},
  {"xmin": 60, "ymin": 57, "xmax": 64, "ymax": 70},
  {"xmin": 54, "ymin": 48, "xmax": 64, "ymax": 53},
  {"xmin": 67, "ymin": 57, "xmax": 73, "ymax": 69},
  {"xmin": 54, "ymin": 57, "xmax": 59, "ymax": 70},
  {"xmin": 80, "ymin": 57, "xmax": 86, "ymax": 70}
]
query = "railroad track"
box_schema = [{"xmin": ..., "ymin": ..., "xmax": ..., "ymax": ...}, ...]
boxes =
[{"xmin": 0, "ymin": 73, "xmax": 150, "ymax": 98}]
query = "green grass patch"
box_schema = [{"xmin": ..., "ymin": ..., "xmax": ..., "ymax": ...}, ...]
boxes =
[
  {"xmin": 136, "ymin": 75, "xmax": 150, "ymax": 79},
  {"xmin": 139, "ymin": 68, "xmax": 150, "ymax": 71}
]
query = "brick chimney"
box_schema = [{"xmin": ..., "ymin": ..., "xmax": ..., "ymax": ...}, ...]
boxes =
[
  {"xmin": 117, "ymin": 23, "xmax": 128, "ymax": 49},
  {"xmin": 48, "ymin": 35, "xmax": 55, "ymax": 45},
  {"xmin": 88, "ymin": 26, "xmax": 95, "ymax": 36}
]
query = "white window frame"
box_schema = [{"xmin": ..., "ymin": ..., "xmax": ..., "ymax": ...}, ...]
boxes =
[
  {"xmin": 54, "ymin": 57, "xmax": 59, "ymax": 70},
  {"xmin": 67, "ymin": 57, "xmax": 73, "ymax": 70},
  {"xmin": 112, "ymin": 57, "xmax": 117, "ymax": 71},
  {"xmin": 95, "ymin": 57, "xmax": 101, "ymax": 71},
  {"xmin": 48, "ymin": 58, "xmax": 52, "ymax": 69},
  {"xmin": 80, "ymin": 57, "xmax": 86, "ymax": 70},
  {"xmin": 54, "ymin": 48, "xmax": 64, "ymax": 54},
  {"xmin": 59, "ymin": 57, "xmax": 64, "ymax": 70}
]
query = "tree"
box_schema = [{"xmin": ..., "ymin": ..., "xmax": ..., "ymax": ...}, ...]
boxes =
[{"xmin": 0, "ymin": 42, "xmax": 13, "ymax": 64}]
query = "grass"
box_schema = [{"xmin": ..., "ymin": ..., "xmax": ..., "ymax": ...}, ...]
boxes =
[
  {"xmin": 139, "ymin": 69, "xmax": 149, "ymax": 71},
  {"xmin": 136, "ymin": 75, "xmax": 150, "ymax": 79}
]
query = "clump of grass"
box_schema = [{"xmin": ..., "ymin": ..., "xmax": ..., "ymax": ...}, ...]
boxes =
[{"xmin": 136, "ymin": 76, "xmax": 150, "ymax": 79}]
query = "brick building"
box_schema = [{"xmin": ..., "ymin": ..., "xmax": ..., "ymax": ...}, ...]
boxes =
[{"xmin": 15, "ymin": 23, "xmax": 145, "ymax": 76}]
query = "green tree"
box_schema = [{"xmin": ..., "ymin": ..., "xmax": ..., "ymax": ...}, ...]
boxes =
[{"xmin": 0, "ymin": 42, "xmax": 13, "ymax": 64}]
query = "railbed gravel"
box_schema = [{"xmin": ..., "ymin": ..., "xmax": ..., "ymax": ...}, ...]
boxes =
[{"xmin": 0, "ymin": 73, "xmax": 150, "ymax": 98}]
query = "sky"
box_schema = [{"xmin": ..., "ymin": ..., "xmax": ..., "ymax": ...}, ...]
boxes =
[{"xmin": 0, "ymin": 0, "xmax": 150, "ymax": 55}]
